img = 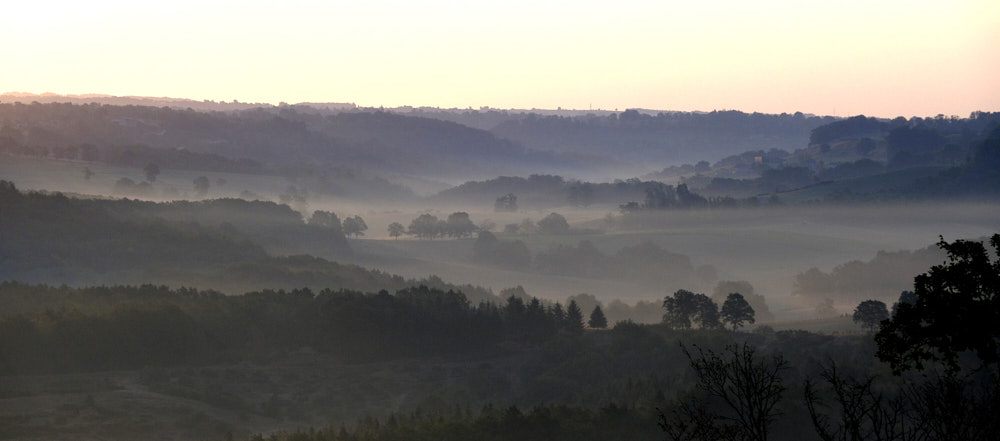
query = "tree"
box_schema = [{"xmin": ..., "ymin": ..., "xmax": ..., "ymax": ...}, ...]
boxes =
[
  {"xmin": 721, "ymin": 293, "xmax": 755, "ymax": 331},
  {"xmin": 661, "ymin": 343, "xmax": 788, "ymax": 441},
  {"xmin": 891, "ymin": 290, "xmax": 917, "ymax": 317},
  {"xmin": 408, "ymin": 214, "xmax": 440, "ymax": 239},
  {"xmin": 143, "ymin": 163, "xmax": 160, "ymax": 182},
  {"xmin": 193, "ymin": 176, "xmax": 210, "ymax": 197},
  {"xmin": 387, "ymin": 222, "xmax": 405, "ymax": 239},
  {"xmin": 308, "ymin": 210, "xmax": 341, "ymax": 229},
  {"xmin": 308, "ymin": 211, "xmax": 344, "ymax": 241},
  {"xmin": 445, "ymin": 212, "xmax": 477, "ymax": 238},
  {"xmin": 588, "ymin": 305, "xmax": 607, "ymax": 329},
  {"xmin": 803, "ymin": 363, "xmax": 913, "ymax": 441},
  {"xmin": 696, "ymin": 295, "xmax": 722, "ymax": 329},
  {"xmin": 537, "ymin": 212, "xmax": 570, "ymax": 234},
  {"xmin": 852, "ymin": 300, "xmax": 888, "ymax": 333},
  {"xmin": 663, "ymin": 289, "xmax": 720, "ymax": 329},
  {"xmin": 494, "ymin": 193, "xmax": 518, "ymax": 212},
  {"xmin": 549, "ymin": 303, "xmax": 566, "ymax": 326},
  {"xmin": 565, "ymin": 300, "xmax": 584, "ymax": 334},
  {"xmin": 342, "ymin": 215, "xmax": 368, "ymax": 238},
  {"xmin": 83, "ymin": 167, "xmax": 94, "ymax": 180},
  {"xmin": 713, "ymin": 281, "xmax": 774, "ymax": 322},
  {"xmin": 875, "ymin": 234, "xmax": 1000, "ymax": 374}
]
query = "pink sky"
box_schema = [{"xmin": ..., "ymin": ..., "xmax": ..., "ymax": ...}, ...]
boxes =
[{"xmin": 3, "ymin": 0, "xmax": 998, "ymax": 118}]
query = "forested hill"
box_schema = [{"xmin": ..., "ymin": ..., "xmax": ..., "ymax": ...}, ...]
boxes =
[
  {"xmin": 488, "ymin": 109, "xmax": 833, "ymax": 165},
  {"xmin": 0, "ymin": 181, "xmax": 496, "ymax": 301},
  {"xmin": 0, "ymin": 102, "xmax": 594, "ymax": 181}
]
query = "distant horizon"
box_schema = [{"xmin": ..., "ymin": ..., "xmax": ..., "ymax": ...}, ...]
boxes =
[
  {"xmin": 5, "ymin": 1, "xmax": 997, "ymax": 121},
  {"xmin": 3, "ymin": 91, "xmax": 994, "ymax": 120}
]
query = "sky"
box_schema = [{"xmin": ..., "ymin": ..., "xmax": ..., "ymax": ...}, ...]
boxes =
[{"xmin": 2, "ymin": 0, "xmax": 998, "ymax": 118}]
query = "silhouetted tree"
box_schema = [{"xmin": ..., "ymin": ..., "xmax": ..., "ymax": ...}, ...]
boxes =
[
  {"xmin": 663, "ymin": 343, "xmax": 788, "ymax": 441},
  {"xmin": 566, "ymin": 300, "xmax": 584, "ymax": 334},
  {"xmin": 696, "ymin": 295, "xmax": 722, "ymax": 329},
  {"xmin": 588, "ymin": 305, "xmax": 607, "ymax": 329},
  {"xmin": 663, "ymin": 290, "xmax": 720, "ymax": 329},
  {"xmin": 445, "ymin": 212, "xmax": 477, "ymax": 238},
  {"xmin": 342, "ymin": 215, "xmax": 368, "ymax": 238},
  {"xmin": 875, "ymin": 234, "xmax": 1000, "ymax": 374},
  {"xmin": 891, "ymin": 290, "xmax": 917, "ymax": 317},
  {"xmin": 408, "ymin": 214, "xmax": 440, "ymax": 239},
  {"xmin": 803, "ymin": 363, "xmax": 914, "ymax": 441},
  {"xmin": 677, "ymin": 183, "xmax": 708, "ymax": 207},
  {"xmin": 713, "ymin": 281, "xmax": 774, "ymax": 323},
  {"xmin": 387, "ymin": 222, "xmax": 404, "ymax": 239},
  {"xmin": 852, "ymin": 300, "xmax": 888, "ymax": 333},
  {"xmin": 549, "ymin": 302, "xmax": 566, "ymax": 326},
  {"xmin": 721, "ymin": 293, "xmax": 755, "ymax": 331},
  {"xmin": 537, "ymin": 212, "xmax": 570, "ymax": 234},
  {"xmin": 308, "ymin": 210, "xmax": 342, "ymax": 230}
]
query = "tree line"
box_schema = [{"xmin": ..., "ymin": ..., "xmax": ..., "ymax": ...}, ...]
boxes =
[
  {"xmin": 259, "ymin": 233, "xmax": 998, "ymax": 441},
  {"xmin": 0, "ymin": 282, "xmax": 612, "ymax": 375}
]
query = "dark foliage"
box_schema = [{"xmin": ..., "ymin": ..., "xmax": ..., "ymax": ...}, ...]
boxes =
[
  {"xmin": 875, "ymin": 234, "xmax": 1000, "ymax": 374},
  {"xmin": 809, "ymin": 115, "xmax": 887, "ymax": 145},
  {"xmin": 805, "ymin": 362, "xmax": 1000, "ymax": 441},
  {"xmin": 536, "ymin": 212, "xmax": 570, "ymax": 234},
  {"xmin": 661, "ymin": 343, "xmax": 787, "ymax": 441},
  {"xmin": 248, "ymin": 403, "xmax": 661, "ymax": 441},
  {"xmin": 588, "ymin": 305, "xmax": 607, "ymax": 329},
  {"xmin": 662, "ymin": 290, "xmax": 721, "ymax": 330},
  {"xmin": 721, "ymin": 293, "xmax": 756, "ymax": 331},
  {"xmin": 0, "ymin": 282, "xmax": 580, "ymax": 374},
  {"xmin": 852, "ymin": 300, "xmax": 889, "ymax": 333}
]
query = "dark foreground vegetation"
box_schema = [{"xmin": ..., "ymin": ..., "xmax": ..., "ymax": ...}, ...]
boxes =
[
  {"xmin": 247, "ymin": 234, "xmax": 1000, "ymax": 441},
  {"xmin": 1, "ymin": 100, "xmax": 998, "ymax": 440},
  {"xmin": 0, "ymin": 234, "xmax": 997, "ymax": 441}
]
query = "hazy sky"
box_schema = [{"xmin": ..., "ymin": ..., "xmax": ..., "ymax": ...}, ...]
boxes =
[{"xmin": 3, "ymin": 0, "xmax": 998, "ymax": 117}]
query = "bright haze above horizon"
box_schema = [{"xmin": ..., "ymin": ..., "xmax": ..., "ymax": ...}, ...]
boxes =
[{"xmin": 4, "ymin": 0, "xmax": 998, "ymax": 119}]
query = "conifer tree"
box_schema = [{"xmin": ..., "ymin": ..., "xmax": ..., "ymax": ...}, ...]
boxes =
[
  {"xmin": 588, "ymin": 305, "xmax": 608, "ymax": 329},
  {"xmin": 566, "ymin": 300, "xmax": 584, "ymax": 334}
]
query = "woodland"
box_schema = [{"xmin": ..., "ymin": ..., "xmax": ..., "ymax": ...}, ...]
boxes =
[{"xmin": 1, "ymin": 99, "xmax": 998, "ymax": 440}]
